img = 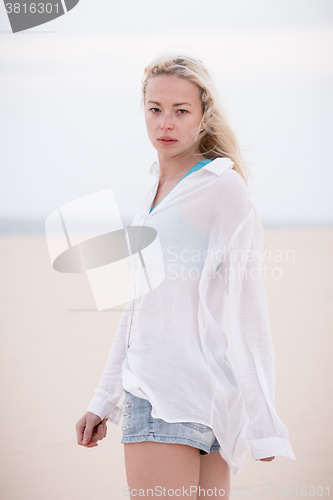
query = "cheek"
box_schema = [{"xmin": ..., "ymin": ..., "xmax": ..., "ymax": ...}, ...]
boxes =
[
  {"xmin": 146, "ymin": 113, "xmax": 158, "ymax": 127},
  {"xmin": 145, "ymin": 115, "xmax": 154, "ymax": 133},
  {"xmin": 182, "ymin": 118, "xmax": 200, "ymax": 138}
]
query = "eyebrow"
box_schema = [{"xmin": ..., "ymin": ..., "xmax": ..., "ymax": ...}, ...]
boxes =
[{"xmin": 147, "ymin": 100, "xmax": 192, "ymax": 107}]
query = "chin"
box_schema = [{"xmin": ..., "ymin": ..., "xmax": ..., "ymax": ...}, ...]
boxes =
[{"xmin": 155, "ymin": 144, "xmax": 180, "ymax": 154}]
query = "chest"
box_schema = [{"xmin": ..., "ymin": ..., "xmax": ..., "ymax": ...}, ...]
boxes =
[{"xmin": 151, "ymin": 178, "xmax": 183, "ymax": 209}]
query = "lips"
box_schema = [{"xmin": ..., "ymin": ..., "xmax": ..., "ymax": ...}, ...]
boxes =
[{"xmin": 158, "ymin": 137, "xmax": 177, "ymax": 144}]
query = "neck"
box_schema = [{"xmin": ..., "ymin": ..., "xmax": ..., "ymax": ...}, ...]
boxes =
[{"xmin": 157, "ymin": 152, "xmax": 206, "ymax": 183}]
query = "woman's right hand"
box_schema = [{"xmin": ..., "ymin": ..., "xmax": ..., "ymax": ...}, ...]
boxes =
[{"xmin": 76, "ymin": 411, "xmax": 108, "ymax": 448}]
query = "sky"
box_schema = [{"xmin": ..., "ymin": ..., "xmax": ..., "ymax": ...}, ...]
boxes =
[{"xmin": 0, "ymin": 0, "xmax": 332, "ymax": 230}]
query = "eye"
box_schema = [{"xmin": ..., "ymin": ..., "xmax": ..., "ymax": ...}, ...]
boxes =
[{"xmin": 149, "ymin": 108, "xmax": 188, "ymax": 114}]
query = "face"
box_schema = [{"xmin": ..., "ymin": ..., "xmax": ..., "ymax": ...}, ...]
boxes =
[{"xmin": 144, "ymin": 74, "xmax": 204, "ymax": 161}]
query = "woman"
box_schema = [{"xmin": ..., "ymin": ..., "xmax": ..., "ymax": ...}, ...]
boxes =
[{"xmin": 76, "ymin": 53, "xmax": 296, "ymax": 498}]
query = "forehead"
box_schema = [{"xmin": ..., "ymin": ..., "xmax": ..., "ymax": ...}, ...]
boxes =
[{"xmin": 145, "ymin": 74, "xmax": 200, "ymax": 101}]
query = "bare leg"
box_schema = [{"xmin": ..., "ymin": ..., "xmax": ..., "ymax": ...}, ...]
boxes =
[
  {"xmin": 198, "ymin": 452, "xmax": 230, "ymax": 497},
  {"xmin": 124, "ymin": 441, "xmax": 201, "ymax": 499}
]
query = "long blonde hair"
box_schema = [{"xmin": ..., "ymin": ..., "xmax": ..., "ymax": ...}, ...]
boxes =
[{"xmin": 141, "ymin": 52, "xmax": 253, "ymax": 189}]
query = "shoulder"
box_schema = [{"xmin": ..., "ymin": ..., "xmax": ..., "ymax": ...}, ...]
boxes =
[
  {"xmin": 216, "ymin": 167, "xmax": 253, "ymax": 224},
  {"xmin": 204, "ymin": 166, "xmax": 255, "ymax": 247},
  {"xmin": 221, "ymin": 166, "xmax": 249, "ymax": 194}
]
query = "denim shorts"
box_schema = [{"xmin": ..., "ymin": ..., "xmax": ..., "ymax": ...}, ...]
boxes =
[{"xmin": 121, "ymin": 389, "xmax": 220, "ymax": 455}]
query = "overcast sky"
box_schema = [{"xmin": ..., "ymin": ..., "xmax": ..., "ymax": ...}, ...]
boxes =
[{"xmin": 0, "ymin": 0, "xmax": 332, "ymax": 229}]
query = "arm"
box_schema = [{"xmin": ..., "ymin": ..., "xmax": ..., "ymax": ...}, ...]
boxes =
[
  {"xmin": 223, "ymin": 203, "xmax": 296, "ymax": 461},
  {"xmin": 86, "ymin": 298, "xmax": 133, "ymax": 424}
]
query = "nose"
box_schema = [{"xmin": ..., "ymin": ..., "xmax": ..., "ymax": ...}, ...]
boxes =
[{"xmin": 160, "ymin": 111, "xmax": 174, "ymax": 130}]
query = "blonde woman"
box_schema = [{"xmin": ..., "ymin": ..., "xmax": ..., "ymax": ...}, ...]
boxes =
[{"xmin": 76, "ymin": 53, "xmax": 296, "ymax": 498}]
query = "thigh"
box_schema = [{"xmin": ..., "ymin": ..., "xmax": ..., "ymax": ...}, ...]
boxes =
[
  {"xmin": 198, "ymin": 451, "xmax": 230, "ymax": 497},
  {"xmin": 121, "ymin": 389, "xmax": 215, "ymax": 455},
  {"xmin": 124, "ymin": 441, "xmax": 201, "ymax": 499}
]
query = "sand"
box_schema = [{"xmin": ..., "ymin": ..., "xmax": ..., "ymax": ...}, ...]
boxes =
[{"xmin": 0, "ymin": 228, "xmax": 332, "ymax": 499}]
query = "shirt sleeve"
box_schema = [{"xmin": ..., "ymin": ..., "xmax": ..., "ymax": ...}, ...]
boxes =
[
  {"xmin": 86, "ymin": 299, "xmax": 133, "ymax": 424},
  {"xmin": 223, "ymin": 203, "xmax": 296, "ymax": 461}
]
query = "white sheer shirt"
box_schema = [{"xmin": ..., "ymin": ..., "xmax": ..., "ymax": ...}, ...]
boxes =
[{"xmin": 86, "ymin": 156, "xmax": 296, "ymax": 475}]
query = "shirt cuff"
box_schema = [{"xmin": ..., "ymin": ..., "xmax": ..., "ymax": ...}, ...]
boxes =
[
  {"xmin": 86, "ymin": 394, "xmax": 123, "ymax": 425},
  {"xmin": 249, "ymin": 437, "xmax": 297, "ymax": 461}
]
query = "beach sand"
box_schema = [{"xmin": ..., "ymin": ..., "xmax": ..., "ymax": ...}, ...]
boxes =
[{"xmin": 0, "ymin": 228, "xmax": 332, "ymax": 499}]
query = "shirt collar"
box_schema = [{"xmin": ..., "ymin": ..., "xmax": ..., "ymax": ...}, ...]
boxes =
[{"xmin": 149, "ymin": 157, "xmax": 234, "ymax": 177}]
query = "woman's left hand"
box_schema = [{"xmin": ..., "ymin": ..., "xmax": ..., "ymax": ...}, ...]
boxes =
[{"xmin": 256, "ymin": 456, "xmax": 275, "ymax": 462}]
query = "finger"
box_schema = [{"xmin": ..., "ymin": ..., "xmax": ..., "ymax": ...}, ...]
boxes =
[
  {"xmin": 99, "ymin": 423, "xmax": 107, "ymax": 439},
  {"xmin": 84, "ymin": 441, "xmax": 98, "ymax": 447},
  {"xmin": 82, "ymin": 426, "xmax": 99, "ymax": 446},
  {"xmin": 90, "ymin": 423, "xmax": 104, "ymax": 443},
  {"xmin": 87, "ymin": 418, "xmax": 108, "ymax": 444},
  {"xmin": 76, "ymin": 422, "xmax": 87, "ymax": 445},
  {"xmin": 99, "ymin": 424, "xmax": 107, "ymax": 440},
  {"xmin": 76, "ymin": 426, "xmax": 84, "ymax": 444},
  {"xmin": 81, "ymin": 424, "xmax": 94, "ymax": 445}
]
